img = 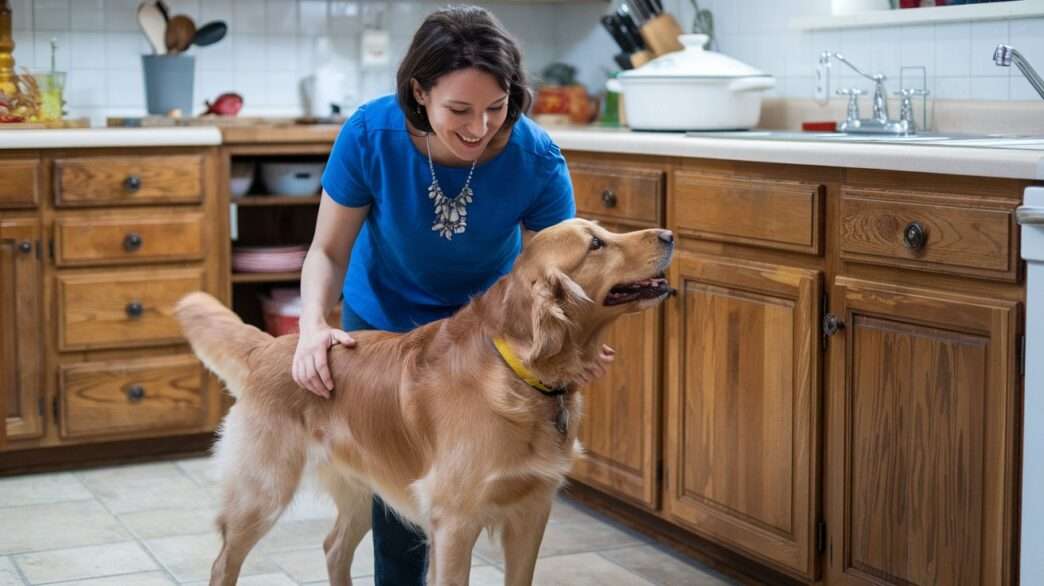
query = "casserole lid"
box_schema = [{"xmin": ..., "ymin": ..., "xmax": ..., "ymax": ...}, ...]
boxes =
[{"xmin": 620, "ymin": 34, "xmax": 771, "ymax": 80}]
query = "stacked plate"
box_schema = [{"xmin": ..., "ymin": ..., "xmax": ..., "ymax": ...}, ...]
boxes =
[{"xmin": 231, "ymin": 244, "xmax": 308, "ymax": 273}]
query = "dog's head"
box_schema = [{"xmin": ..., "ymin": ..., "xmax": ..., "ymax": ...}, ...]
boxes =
[{"xmin": 509, "ymin": 218, "xmax": 674, "ymax": 366}]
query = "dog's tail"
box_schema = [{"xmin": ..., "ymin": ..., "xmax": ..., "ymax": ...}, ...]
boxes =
[{"xmin": 175, "ymin": 292, "xmax": 271, "ymax": 397}]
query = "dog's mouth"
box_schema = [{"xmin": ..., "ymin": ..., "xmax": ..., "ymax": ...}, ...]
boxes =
[{"xmin": 604, "ymin": 273, "xmax": 671, "ymax": 306}]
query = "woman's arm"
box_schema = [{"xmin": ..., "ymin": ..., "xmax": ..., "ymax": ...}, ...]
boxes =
[
  {"xmin": 293, "ymin": 191, "xmax": 370, "ymax": 397},
  {"xmin": 299, "ymin": 191, "xmax": 369, "ymax": 330}
]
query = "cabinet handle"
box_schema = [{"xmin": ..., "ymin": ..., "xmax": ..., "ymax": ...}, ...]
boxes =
[
  {"xmin": 125, "ymin": 301, "xmax": 144, "ymax": 319},
  {"xmin": 823, "ymin": 313, "xmax": 845, "ymax": 337},
  {"xmin": 902, "ymin": 221, "xmax": 927, "ymax": 250},
  {"xmin": 126, "ymin": 385, "xmax": 146, "ymax": 402},
  {"xmin": 123, "ymin": 232, "xmax": 143, "ymax": 252},
  {"xmin": 17, "ymin": 240, "xmax": 32, "ymax": 254},
  {"xmin": 123, "ymin": 175, "xmax": 142, "ymax": 192},
  {"xmin": 601, "ymin": 189, "xmax": 617, "ymax": 208}
]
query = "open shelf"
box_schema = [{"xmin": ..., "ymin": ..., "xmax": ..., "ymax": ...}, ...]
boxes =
[
  {"xmin": 231, "ymin": 271, "xmax": 302, "ymax": 284},
  {"xmin": 232, "ymin": 195, "xmax": 322, "ymax": 207},
  {"xmin": 789, "ymin": 0, "xmax": 1044, "ymax": 30}
]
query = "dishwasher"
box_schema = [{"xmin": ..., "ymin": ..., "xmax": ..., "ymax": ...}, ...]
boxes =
[{"xmin": 1020, "ymin": 186, "xmax": 1044, "ymax": 581}]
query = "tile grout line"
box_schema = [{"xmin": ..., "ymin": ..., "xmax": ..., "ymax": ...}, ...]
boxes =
[{"xmin": 73, "ymin": 472, "xmax": 183, "ymax": 586}]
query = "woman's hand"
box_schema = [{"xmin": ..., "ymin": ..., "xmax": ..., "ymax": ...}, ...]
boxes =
[
  {"xmin": 575, "ymin": 344, "xmax": 616, "ymax": 387},
  {"xmin": 292, "ymin": 325, "xmax": 357, "ymax": 398}
]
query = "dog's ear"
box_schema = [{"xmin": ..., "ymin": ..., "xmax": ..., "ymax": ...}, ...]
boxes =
[{"xmin": 528, "ymin": 268, "xmax": 590, "ymax": 363}]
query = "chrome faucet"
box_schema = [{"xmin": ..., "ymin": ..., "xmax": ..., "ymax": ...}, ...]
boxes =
[
  {"xmin": 820, "ymin": 51, "xmax": 921, "ymax": 135},
  {"xmin": 994, "ymin": 44, "xmax": 1044, "ymax": 101}
]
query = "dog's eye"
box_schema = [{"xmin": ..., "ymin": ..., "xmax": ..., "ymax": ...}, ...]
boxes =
[{"xmin": 589, "ymin": 236, "xmax": 604, "ymax": 251}]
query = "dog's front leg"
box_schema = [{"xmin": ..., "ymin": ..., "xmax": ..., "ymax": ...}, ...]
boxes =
[
  {"xmin": 428, "ymin": 516, "xmax": 482, "ymax": 586},
  {"xmin": 501, "ymin": 495, "xmax": 552, "ymax": 586}
]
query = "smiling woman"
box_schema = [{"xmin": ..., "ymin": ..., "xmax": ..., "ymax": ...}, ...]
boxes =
[{"xmin": 288, "ymin": 5, "xmax": 577, "ymax": 586}]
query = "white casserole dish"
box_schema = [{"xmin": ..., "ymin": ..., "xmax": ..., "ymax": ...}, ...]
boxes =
[{"xmin": 618, "ymin": 34, "xmax": 776, "ymax": 131}]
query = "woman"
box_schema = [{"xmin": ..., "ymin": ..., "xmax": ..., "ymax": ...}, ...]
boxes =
[{"xmin": 291, "ymin": 6, "xmax": 584, "ymax": 584}]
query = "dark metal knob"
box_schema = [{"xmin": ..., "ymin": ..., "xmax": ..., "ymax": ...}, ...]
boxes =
[
  {"xmin": 125, "ymin": 301, "xmax": 144, "ymax": 318},
  {"xmin": 124, "ymin": 175, "xmax": 142, "ymax": 192},
  {"xmin": 17, "ymin": 240, "xmax": 32, "ymax": 254},
  {"xmin": 601, "ymin": 189, "xmax": 617, "ymax": 208},
  {"xmin": 123, "ymin": 232, "xmax": 143, "ymax": 252},
  {"xmin": 823, "ymin": 313, "xmax": 845, "ymax": 337},
  {"xmin": 126, "ymin": 385, "xmax": 145, "ymax": 402},
  {"xmin": 902, "ymin": 222, "xmax": 927, "ymax": 250}
]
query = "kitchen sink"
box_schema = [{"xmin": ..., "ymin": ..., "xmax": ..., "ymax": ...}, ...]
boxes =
[{"xmin": 685, "ymin": 130, "xmax": 1044, "ymax": 150}]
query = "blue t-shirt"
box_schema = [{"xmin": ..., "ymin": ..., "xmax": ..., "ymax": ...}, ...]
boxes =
[{"xmin": 321, "ymin": 95, "xmax": 576, "ymax": 333}]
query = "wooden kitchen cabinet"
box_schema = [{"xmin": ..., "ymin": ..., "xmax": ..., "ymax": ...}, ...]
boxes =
[
  {"xmin": 664, "ymin": 252, "xmax": 822, "ymax": 581},
  {"xmin": 825, "ymin": 277, "xmax": 1019, "ymax": 586},
  {"xmin": 566, "ymin": 157, "xmax": 666, "ymax": 510},
  {"xmin": 1, "ymin": 218, "xmax": 45, "ymax": 442},
  {"xmin": 0, "ymin": 146, "xmax": 226, "ymax": 468}
]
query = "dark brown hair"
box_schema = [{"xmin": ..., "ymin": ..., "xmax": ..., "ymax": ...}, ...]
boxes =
[{"xmin": 397, "ymin": 5, "xmax": 531, "ymax": 133}]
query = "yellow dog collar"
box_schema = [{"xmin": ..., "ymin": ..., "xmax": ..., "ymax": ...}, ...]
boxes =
[{"xmin": 492, "ymin": 337, "xmax": 566, "ymax": 397}]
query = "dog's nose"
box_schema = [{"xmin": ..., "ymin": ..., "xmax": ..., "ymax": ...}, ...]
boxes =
[{"xmin": 657, "ymin": 230, "xmax": 674, "ymax": 245}]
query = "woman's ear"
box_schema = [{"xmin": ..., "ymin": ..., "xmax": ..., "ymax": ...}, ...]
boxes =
[
  {"xmin": 411, "ymin": 79, "xmax": 426, "ymax": 106},
  {"xmin": 528, "ymin": 268, "xmax": 590, "ymax": 363}
]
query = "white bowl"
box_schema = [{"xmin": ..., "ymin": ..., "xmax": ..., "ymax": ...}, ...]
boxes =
[
  {"xmin": 230, "ymin": 161, "xmax": 256, "ymax": 197},
  {"xmin": 261, "ymin": 161, "xmax": 324, "ymax": 197}
]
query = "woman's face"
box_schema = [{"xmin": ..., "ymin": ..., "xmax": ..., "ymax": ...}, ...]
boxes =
[{"xmin": 414, "ymin": 67, "xmax": 509, "ymax": 163}]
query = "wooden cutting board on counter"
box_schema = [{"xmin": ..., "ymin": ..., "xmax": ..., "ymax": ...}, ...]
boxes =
[{"xmin": 0, "ymin": 118, "xmax": 90, "ymax": 129}]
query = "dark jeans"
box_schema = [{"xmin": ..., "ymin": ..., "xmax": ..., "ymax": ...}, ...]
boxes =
[{"xmin": 341, "ymin": 303, "xmax": 428, "ymax": 586}]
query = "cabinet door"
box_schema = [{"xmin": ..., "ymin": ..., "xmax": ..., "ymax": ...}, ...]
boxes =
[
  {"xmin": 1, "ymin": 219, "xmax": 45, "ymax": 441},
  {"xmin": 665, "ymin": 253, "xmax": 821, "ymax": 580},
  {"xmin": 826, "ymin": 278, "xmax": 1018, "ymax": 586},
  {"xmin": 571, "ymin": 304, "xmax": 662, "ymax": 509},
  {"xmin": 570, "ymin": 220, "xmax": 663, "ymax": 510}
]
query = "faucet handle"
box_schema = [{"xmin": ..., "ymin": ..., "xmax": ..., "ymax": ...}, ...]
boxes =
[
  {"xmin": 837, "ymin": 88, "xmax": 866, "ymax": 122},
  {"xmin": 893, "ymin": 88, "xmax": 929, "ymax": 131}
]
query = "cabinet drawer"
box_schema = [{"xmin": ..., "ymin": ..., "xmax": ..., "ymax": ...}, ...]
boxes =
[
  {"xmin": 54, "ymin": 155, "xmax": 204, "ymax": 207},
  {"xmin": 0, "ymin": 159, "xmax": 41, "ymax": 209},
  {"xmin": 55, "ymin": 211, "xmax": 205, "ymax": 266},
  {"xmin": 59, "ymin": 355, "xmax": 206, "ymax": 439},
  {"xmin": 57, "ymin": 268, "xmax": 204, "ymax": 351},
  {"xmin": 840, "ymin": 188, "xmax": 1017, "ymax": 281},
  {"xmin": 672, "ymin": 171, "xmax": 824, "ymax": 254},
  {"xmin": 570, "ymin": 162, "xmax": 663, "ymax": 225}
]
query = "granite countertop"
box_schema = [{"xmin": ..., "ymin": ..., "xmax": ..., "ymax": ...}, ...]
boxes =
[{"xmin": 547, "ymin": 126, "xmax": 1044, "ymax": 181}]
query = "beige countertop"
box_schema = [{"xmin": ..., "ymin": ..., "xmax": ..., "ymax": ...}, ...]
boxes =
[
  {"xmin": 547, "ymin": 126, "xmax": 1044, "ymax": 181},
  {"xmin": 0, "ymin": 127, "xmax": 223, "ymax": 149},
  {"xmin": 4, "ymin": 124, "xmax": 1043, "ymax": 181}
]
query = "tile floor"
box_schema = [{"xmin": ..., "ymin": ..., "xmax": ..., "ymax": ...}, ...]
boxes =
[{"xmin": 0, "ymin": 457, "xmax": 738, "ymax": 585}]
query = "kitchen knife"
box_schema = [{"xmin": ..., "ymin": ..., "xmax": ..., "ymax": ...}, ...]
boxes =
[
  {"xmin": 649, "ymin": 0, "xmax": 664, "ymax": 16},
  {"xmin": 617, "ymin": 5, "xmax": 647, "ymax": 50},
  {"xmin": 600, "ymin": 14, "xmax": 636, "ymax": 54},
  {"xmin": 626, "ymin": 0, "xmax": 649, "ymax": 23}
]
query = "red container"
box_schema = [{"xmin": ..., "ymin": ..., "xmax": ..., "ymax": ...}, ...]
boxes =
[{"xmin": 260, "ymin": 288, "xmax": 301, "ymax": 337}]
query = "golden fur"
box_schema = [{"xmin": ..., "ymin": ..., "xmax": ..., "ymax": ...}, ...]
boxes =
[{"xmin": 175, "ymin": 218, "xmax": 674, "ymax": 585}]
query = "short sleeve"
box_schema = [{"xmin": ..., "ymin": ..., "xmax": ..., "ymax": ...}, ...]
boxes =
[
  {"xmin": 321, "ymin": 108, "xmax": 373, "ymax": 207},
  {"xmin": 522, "ymin": 143, "xmax": 576, "ymax": 231}
]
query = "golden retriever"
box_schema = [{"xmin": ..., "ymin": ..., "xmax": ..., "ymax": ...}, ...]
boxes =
[{"xmin": 175, "ymin": 218, "xmax": 674, "ymax": 586}]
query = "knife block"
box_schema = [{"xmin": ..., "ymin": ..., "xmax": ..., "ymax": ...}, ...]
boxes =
[
  {"xmin": 629, "ymin": 49, "xmax": 654, "ymax": 69},
  {"xmin": 640, "ymin": 13, "xmax": 684, "ymax": 57}
]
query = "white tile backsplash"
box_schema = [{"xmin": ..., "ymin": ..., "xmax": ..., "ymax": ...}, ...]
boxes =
[
  {"xmin": 70, "ymin": 0, "xmax": 105, "ymax": 32},
  {"xmin": 658, "ymin": 0, "xmax": 1043, "ymax": 102},
  {"xmin": 33, "ymin": 0, "xmax": 69, "ymax": 31}
]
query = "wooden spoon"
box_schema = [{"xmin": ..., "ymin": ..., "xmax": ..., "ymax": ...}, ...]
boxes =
[
  {"xmin": 136, "ymin": 1, "xmax": 166, "ymax": 54},
  {"xmin": 164, "ymin": 14, "xmax": 196, "ymax": 54}
]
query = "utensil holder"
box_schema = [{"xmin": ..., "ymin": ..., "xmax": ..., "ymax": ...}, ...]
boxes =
[
  {"xmin": 640, "ymin": 13, "xmax": 685, "ymax": 57},
  {"xmin": 142, "ymin": 54, "xmax": 195, "ymax": 115}
]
